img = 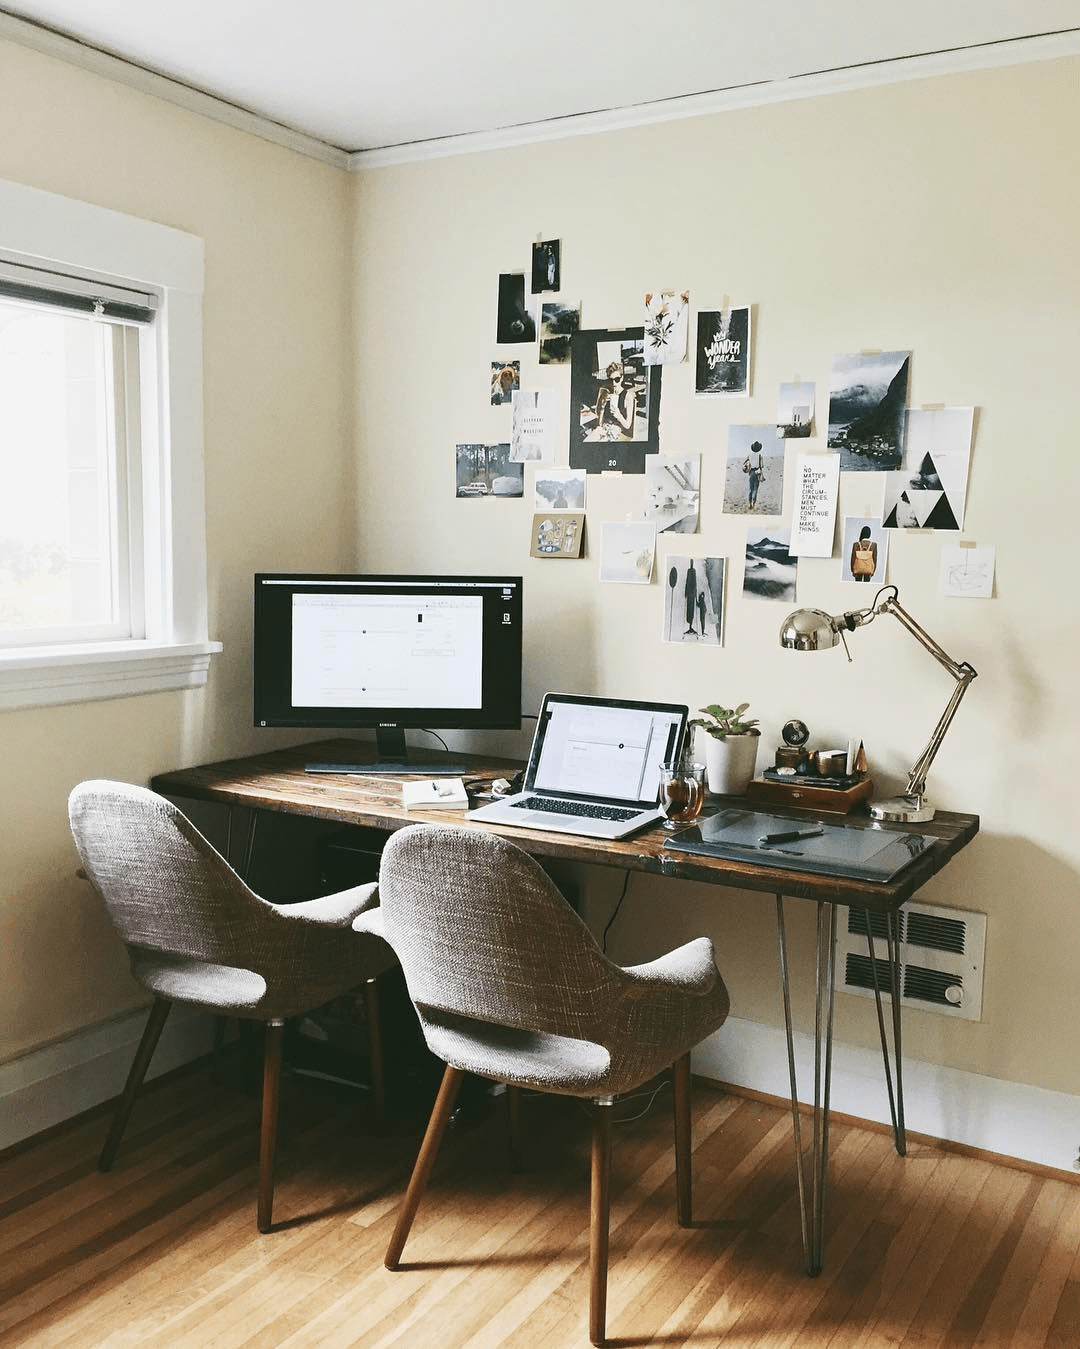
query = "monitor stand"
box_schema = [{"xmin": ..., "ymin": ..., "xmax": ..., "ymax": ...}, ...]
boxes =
[{"xmin": 304, "ymin": 724, "xmax": 472, "ymax": 776}]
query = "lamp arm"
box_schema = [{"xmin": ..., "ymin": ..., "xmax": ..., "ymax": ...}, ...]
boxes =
[{"xmin": 871, "ymin": 592, "xmax": 978, "ymax": 801}]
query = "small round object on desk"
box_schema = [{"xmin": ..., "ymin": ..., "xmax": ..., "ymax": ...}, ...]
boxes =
[{"xmin": 781, "ymin": 718, "xmax": 810, "ymax": 747}]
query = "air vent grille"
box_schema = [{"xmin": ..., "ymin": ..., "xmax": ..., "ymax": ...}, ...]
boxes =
[{"xmin": 839, "ymin": 901, "xmax": 986, "ymax": 1021}]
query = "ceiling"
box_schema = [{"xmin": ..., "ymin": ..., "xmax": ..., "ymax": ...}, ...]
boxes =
[{"xmin": 1, "ymin": 1, "xmax": 1078, "ymax": 161}]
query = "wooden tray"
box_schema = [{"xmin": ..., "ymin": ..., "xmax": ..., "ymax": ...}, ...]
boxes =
[{"xmin": 746, "ymin": 775, "xmax": 874, "ymax": 814}]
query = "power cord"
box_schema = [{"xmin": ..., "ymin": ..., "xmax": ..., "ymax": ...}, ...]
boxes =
[{"xmin": 601, "ymin": 871, "xmax": 631, "ymax": 952}]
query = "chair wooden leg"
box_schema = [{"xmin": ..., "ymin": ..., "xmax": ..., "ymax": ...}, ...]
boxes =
[
  {"xmin": 673, "ymin": 1051, "xmax": 692, "ymax": 1226},
  {"xmin": 506, "ymin": 1084, "xmax": 524, "ymax": 1172},
  {"xmin": 362, "ymin": 975, "xmax": 387, "ymax": 1125},
  {"xmin": 99, "ymin": 996, "xmax": 172, "ymax": 1171},
  {"xmin": 589, "ymin": 1097, "xmax": 614, "ymax": 1347},
  {"xmin": 257, "ymin": 1019, "xmax": 285, "ymax": 1233},
  {"xmin": 385, "ymin": 1063, "xmax": 464, "ymax": 1270}
]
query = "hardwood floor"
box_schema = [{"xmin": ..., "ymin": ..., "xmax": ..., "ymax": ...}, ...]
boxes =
[{"xmin": 2, "ymin": 1058, "xmax": 1079, "ymax": 1347}]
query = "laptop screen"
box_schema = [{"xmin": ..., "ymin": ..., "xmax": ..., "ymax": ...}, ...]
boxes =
[{"xmin": 526, "ymin": 695, "xmax": 687, "ymax": 806}]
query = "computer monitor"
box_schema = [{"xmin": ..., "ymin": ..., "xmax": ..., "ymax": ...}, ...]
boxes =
[{"xmin": 253, "ymin": 573, "xmax": 523, "ymax": 761}]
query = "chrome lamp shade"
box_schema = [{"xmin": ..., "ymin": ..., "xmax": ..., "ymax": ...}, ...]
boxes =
[{"xmin": 779, "ymin": 585, "xmax": 977, "ymax": 823}]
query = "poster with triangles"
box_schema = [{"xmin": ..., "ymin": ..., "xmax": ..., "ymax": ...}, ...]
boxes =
[{"xmin": 882, "ymin": 407, "xmax": 974, "ymax": 530}]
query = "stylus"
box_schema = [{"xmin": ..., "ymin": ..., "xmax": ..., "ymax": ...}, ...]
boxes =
[{"xmin": 758, "ymin": 827, "xmax": 824, "ymax": 846}]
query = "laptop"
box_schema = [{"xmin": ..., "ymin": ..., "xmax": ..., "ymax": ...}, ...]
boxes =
[{"xmin": 468, "ymin": 692, "xmax": 688, "ymax": 840}]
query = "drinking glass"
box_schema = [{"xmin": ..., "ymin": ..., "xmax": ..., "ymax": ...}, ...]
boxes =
[{"xmin": 659, "ymin": 761, "xmax": 706, "ymax": 829}]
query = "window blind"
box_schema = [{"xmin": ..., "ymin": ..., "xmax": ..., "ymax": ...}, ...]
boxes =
[{"xmin": 0, "ymin": 254, "xmax": 158, "ymax": 324}]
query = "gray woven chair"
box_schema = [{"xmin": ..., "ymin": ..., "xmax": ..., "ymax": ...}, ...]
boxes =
[
  {"xmin": 354, "ymin": 824, "xmax": 730, "ymax": 1347},
  {"xmin": 68, "ymin": 779, "xmax": 394, "ymax": 1233}
]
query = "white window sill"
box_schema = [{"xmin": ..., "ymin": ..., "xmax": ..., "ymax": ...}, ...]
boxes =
[{"xmin": 0, "ymin": 639, "xmax": 223, "ymax": 711}]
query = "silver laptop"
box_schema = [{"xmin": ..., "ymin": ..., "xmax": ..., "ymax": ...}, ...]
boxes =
[{"xmin": 469, "ymin": 692, "xmax": 688, "ymax": 840}]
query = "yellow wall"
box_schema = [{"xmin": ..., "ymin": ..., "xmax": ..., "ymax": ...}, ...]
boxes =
[
  {"xmin": 0, "ymin": 37, "xmax": 354, "ymax": 1058},
  {"xmin": 1, "ymin": 29, "xmax": 1077, "ymax": 1115},
  {"xmin": 350, "ymin": 58, "xmax": 1080, "ymax": 1095}
]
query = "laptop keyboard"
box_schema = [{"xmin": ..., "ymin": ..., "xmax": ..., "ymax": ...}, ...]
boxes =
[{"xmin": 510, "ymin": 796, "xmax": 640, "ymax": 822}]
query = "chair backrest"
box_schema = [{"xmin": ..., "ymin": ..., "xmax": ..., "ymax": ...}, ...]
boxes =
[
  {"xmin": 68, "ymin": 779, "xmax": 274, "ymax": 969},
  {"xmin": 376, "ymin": 824, "xmax": 624, "ymax": 1040}
]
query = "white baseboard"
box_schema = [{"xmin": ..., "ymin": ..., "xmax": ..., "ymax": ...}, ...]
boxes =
[
  {"xmin": 0, "ymin": 1004, "xmax": 219, "ymax": 1152},
  {"xmin": 693, "ymin": 1016, "xmax": 1080, "ymax": 1175}
]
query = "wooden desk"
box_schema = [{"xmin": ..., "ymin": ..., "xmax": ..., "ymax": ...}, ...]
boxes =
[{"xmin": 152, "ymin": 737, "xmax": 979, "ymax": 1274}]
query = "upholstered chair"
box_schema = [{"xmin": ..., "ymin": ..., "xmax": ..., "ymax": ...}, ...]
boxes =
[
  {"xmin": 355, "ymin": 823, "xmax": 730, "ymax": 1347},
  {"xmin": 68, "ymin": 779, "xmax": 394, "ymax": 1232}
]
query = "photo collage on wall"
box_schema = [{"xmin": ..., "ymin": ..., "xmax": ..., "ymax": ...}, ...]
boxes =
[{"xmin": 454, "ymin": 230, "xmax": 987, "ymax": 637}]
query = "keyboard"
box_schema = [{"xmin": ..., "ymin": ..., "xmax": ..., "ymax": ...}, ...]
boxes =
[
  {"xmin": 305, "ymin": 762, "xmax": 472, "ymax": 775},
  {"xmin": 510, "ymin": 796, "xmax": 639, "ymax": 822}
]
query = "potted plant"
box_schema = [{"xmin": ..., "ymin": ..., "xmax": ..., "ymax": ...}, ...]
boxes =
[{"xmin": 689, "ymin": 702, "xmax": 761, "ymax": 795}]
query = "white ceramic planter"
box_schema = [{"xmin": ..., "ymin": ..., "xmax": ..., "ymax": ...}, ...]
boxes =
[{"xmin": 702, "ymin": 732, "xmax": 760, "ymax": 796}]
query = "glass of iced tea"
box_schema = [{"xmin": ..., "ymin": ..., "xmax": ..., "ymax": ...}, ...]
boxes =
[{"xmin": 659, "ymin": 761, "xmax": 706, "ymax": 829}]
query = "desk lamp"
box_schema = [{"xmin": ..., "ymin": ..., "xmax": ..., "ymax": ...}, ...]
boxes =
[{"xmin": 778, "ymin": 584, "xmax": 977, "ymax": 823}]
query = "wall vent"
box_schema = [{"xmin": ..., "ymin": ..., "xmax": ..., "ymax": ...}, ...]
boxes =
[{"xmin": 839, "ymin": 901, "xmax": 986, "ymax": 1021}]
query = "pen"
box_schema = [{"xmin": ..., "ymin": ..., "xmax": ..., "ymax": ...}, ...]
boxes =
[{"xmin": 758, "ymin": 827, "xmax": 824, "ymax": 846}]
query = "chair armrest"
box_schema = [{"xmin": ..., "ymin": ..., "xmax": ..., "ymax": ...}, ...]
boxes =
[
  {"xmin": 269, "ymin": 882, "xmax": 379, "ymax": 927},
  {"xmin": 620, "ymin": 936, "xmax": 720, "ymax": 994}
]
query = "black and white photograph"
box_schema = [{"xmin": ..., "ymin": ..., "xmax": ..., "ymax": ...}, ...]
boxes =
[
  {"xmin": 881, "ymin": 405, "xmax": 974, "ymax": 530},
  {"xmin": 723, "ymin": 424, "xmax": 784, "ymax": 516},
  {"xmin": 531, "ymin": 239, "xmax": 561, "ymax": 293},
  {"xmin": 534, "ymin": 467, "xmax": 586, "ymax": 511},
  {"xmin": 510, "ymin": 388, "xmax": 558, "ymax": 462},
  {"xmin": 530, "ymin": 512, "xmax": 584, "ymax": 558},
  {"xmin": 490, "ymin": 360, "xmax": 520, "ymax": 405},
  {"xmin": 496, "ymin": 272, "xmax": 536, "ymax": 344},
  {"xmin": 826, "ymin": 350, "xmax": 910, "ymax": 469},
  {"xmin": 662, "ymin": 556, "xmax": 725, "ymax": 645},
  {"xmin": 598, "ymin": 521, "xmax": 656, "ymax": 584},
  {"xmin": 841, "ymin": 515, "xmax": 888, "ymax": 585},
  {"xmin": 643, "ymin": 289, "xmax": 690, "ymax": 365},
  {"xmin": 644, "ymin": 456, "xmax": 700, "ymax": 534},
  {"xmin": 539, "ymin": 300, "xmax": 580, "ymax": 364},
  {"xmin": 694, "ymin": 305, "xmax": 751, "ymax": 396},
  {"xmin": 454, "ymin": 443, "xmax": 524, "ymax": 498},
  {"xmin": 743, "ymin": 528, "xmax": 797, "ymax": 602},
  {"xmin": 777, "ymin": 380, "xmax": 815, "ymax": 437},
  {"xmin": 569, "ymin": 328, "xmax": 662, "ymax": 474}
]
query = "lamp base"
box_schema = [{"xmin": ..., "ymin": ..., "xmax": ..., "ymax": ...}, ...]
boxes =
[{"xmin": 869, "ymin": 793, "xmax": 937, "ymax": 824}]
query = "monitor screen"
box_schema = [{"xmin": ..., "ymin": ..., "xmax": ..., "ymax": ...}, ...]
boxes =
[{"xmin": 253, "ymin": 573, "xmax": 522, "ymax": 759}]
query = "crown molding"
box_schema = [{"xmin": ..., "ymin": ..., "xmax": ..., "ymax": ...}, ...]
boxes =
[
  {"xmin": 2, "ymin": 11, "xmax": 1076, "ymax": 173},
  {"xmin": 0, "ymin": 10, "xmax": 350, "ymax": 169},
  {"xmin": 348, "ymin": 28, "xmax": 1080, "ymax": 170}
]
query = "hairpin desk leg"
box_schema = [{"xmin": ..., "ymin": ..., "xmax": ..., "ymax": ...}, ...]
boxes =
[
  {"xmin": 863, "ymin": 908, "xmax": 907, "ymax": 1156},
  {"xmin": 776, "ymin": 894, "xmax": 838, "ymax": 1277}
]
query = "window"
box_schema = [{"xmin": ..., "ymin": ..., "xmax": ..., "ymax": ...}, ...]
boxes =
[{"xmin": 0, "ymin": 178, "xmax": 220, "ymax": 710}]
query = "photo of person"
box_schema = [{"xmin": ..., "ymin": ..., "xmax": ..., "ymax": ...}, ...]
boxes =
[
  {"xmin": 841, "ymin": 516, "xmax": 888, "ymax": 585},
  {"xmin": 826, "ymin": 350, "xmax": 910, "ymax": 469},
  {"xmin": 531, "ymin": 239, "xmax": 560, "ymax": 293},
  {"xmin": 662, "ymin": 556, "xmax": 725, "ymax": 644},
  {"xmin": 569, "ymin": 328, "xmax": 662, "ymax": 474},
  {"xmin": 722, "ymin": 424, "xmax": 783, "ymax": 515},
  {"xmin": 490, "ymin": 361, "xmax": 520, "ymax": 405}
]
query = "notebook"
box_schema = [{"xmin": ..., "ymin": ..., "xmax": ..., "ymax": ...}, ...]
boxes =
[{"xmin": 468, "ymin": 692, "xmax": 688, "ymax": 840}]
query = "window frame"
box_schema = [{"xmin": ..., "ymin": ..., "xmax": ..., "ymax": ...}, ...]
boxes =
[{"xmin": 0, "ymin": 177, "xmax": 220, "ymax": 710}]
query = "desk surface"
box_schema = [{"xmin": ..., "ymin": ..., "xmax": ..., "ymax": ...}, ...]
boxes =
[{"xmin": 151, "ymin": 738, "xmax": 979, "ymax": 914}]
